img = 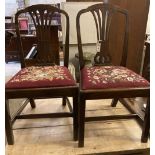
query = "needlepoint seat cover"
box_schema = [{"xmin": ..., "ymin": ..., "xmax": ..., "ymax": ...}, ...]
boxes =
[
  {"xmin": 6, "ymin": 66, "xmax": 76, "ymax": 89},
  {"xmin": 81, "ymin": 66, "xmax": 149, "ymax": 90}
]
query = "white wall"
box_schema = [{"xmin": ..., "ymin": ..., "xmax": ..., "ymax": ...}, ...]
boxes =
[
  {"xmin": 29, "ymin": 0, "xmax": 66, "ymax": 5},
  {"xmin": 5, "ymin": 0, "xmax": 17, "ymax": 16},
  {"xmin": 61, "ymin": 2, "xmax": 100, "ymax": 45},
  {"xmin": 61, "ymin": 2, "xmax": 101, "ymax": 66}
]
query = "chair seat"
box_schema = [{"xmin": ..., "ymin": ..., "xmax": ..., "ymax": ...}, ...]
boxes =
[
  {"xmin": 6, "ymin": 66, "xmax": 76, "ymax": 89},
  {"xmin": 81, "ymin": 66, "xmax": 149, "ymax": 90}
]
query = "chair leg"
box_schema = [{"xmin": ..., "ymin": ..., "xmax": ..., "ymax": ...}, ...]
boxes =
[
  {"xmin": 78, "ymin": 97, "xmax": 86, "ymax": 147},
  {"xmin": 111, "ymin": 98, "xmax": 119, "ymax": 107},
  {"xmin": 29, "ymin": 98, "xmax": 36, "ymax": 108},
  {"xmin": 141, "ymin": 98, "xmax": 150, "ymax": 142},
  {"xmin": 5, "ymin": 99, "xmax": 14, "ymax": 145},
  {"xmin": 62, "ymin": 97, "xmax": 67, "ymax": 106},
  {"xmin": 73, "ymin": 95, "xmax": 78, "ymax": 141}
]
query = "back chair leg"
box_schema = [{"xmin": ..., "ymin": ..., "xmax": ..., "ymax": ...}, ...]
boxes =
[
  {"xmin": 29, "ymin": 98, "xmax": 36, "ymax": 108},
  {"xmin": 62, "ymin": 96, "xmax": 67, "ymax": 106},
  {"xmin": 141, "ymin": 98, "xmax": 150, "ymax": 142},
  {"xmin": 73, "ymin": 95, "xmax": 78, "ymax": 141},
  {"xmin": 111, "ymin": 98, "xmax": 119, "ymax": 107},
  {"xmin": 5, "ymin": 99, "xmax": 14, "ymax": 145},
  {"xmin": 78, "ymin": 97, "xmax": 86, "ymax": 147}
]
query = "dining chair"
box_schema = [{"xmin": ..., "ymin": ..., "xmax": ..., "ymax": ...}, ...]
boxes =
[
  {"xmin": 5, "ymin": 4, "xmax": 78, "ymax": 145},
  {"xmin": 76, "ymin": 3, "xmax": 150, "ymax": 147}
]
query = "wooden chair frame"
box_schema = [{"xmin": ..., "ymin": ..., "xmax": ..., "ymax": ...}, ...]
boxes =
[
  {"xmin": 76, "ymin": 3, "xmax": 150, "ymax": 147},
  {"xmin": 5, "ymin": 4, "xmax": 78, "ymax": 145}
]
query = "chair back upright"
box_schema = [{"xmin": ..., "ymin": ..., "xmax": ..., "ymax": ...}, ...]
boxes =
[
  {"xmin": 76, "ymin": 3, "xmax": 129, "ymax": 69},
  {"xmin": 15, "ymin": 4, "xmax": 69, "ymax": 68}
]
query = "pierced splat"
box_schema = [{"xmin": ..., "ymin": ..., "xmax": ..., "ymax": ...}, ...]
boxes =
[
  {"xmin": 76, "ymin": 3, "xmax": 129, "ymax": 69},
  {"xmin": 28, "ymin": 7, "xmax": 60, "ymax": 65},
  {"xmin": 15, "ymin": 5, "xmax": 69, "ymax": 67},
  {"xmin": 90, "ymin": 4, "xmax": 115, "ymax": 65},
  {"xmin": 94, "ymin": 40, "xmax": 111, "ymax": 65}
]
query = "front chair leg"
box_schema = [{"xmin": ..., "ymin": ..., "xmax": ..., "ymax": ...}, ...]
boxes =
[
  {"xmin": 5, "ymin": 99, "xmax": 14, "ymax": 145},
  {"xmin": 62, "ymin": 97, "xmax": 67, "ymax": 106},
  {"xmin": 78, "ymin": 97, "xmax": 86, "ymax": 147},
  {"xmin": 111, "ymin": 98, "xmax": 119, "ymax": 107},
  {"xmin": 73, "ymin": 95, "xmax": 78, "ymax": 141},
  {"xmin": 141, "ymin": 98, "xmax": 150, "ymax": 142},
  {"xmin": 29, "ymin": 98, "xmax": 36, "ymax": 108}
]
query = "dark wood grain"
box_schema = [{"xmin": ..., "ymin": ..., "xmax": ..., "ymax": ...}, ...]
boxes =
[
  {"xmin": 108, "ymin": 0, "xmax": 150, "ymax": 73},
  {"xmin": 5, "ymin": 4, "xmax": 78, "ymax": 145},
  {"xmin": 5, "ymin": 35, "xmax": 37, "ymax": 63},
  {"xmin": 142, "ymin": 41, "xmax": 150, "ymax": 81},
  {"xmin": 76, "ymin": 3, "xmax": 150, "ymax": 147}
]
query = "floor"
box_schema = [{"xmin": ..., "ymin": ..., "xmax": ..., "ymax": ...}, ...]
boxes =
[
  {"xmin": 5, "ymin": 62, "xmax": 150, "ymax": 155},
  {"xmin": 5, "ymin": 62, "xmax": 21, "ymax": 78}
]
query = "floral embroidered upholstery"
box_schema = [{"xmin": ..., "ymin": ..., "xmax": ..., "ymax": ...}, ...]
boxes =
[
  {"xmin": 6, "ymin": 66, "xmax": 76, "ymax": 89},
  {"xmin": 81, "ymin": 66, "xmax": 149, "ymax": 90}
]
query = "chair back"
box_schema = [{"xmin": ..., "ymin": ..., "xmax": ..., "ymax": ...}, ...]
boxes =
[
  {"xmin": 76, "ymin": 3, "xmax": 129, "ymax": 69},
  {"xmin": 15, "ymin": 4, "xmax": 69, "ymax": 67}
]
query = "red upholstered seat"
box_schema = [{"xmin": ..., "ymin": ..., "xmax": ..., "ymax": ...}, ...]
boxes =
[
  {"xmin": 6, "ymin": 66, "xmax": 76, "ymax": 89},
  {"xmin": 81, "ymin": 66, "xmax": 149, "ymax": 90}
]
